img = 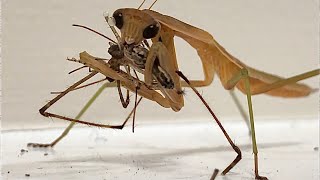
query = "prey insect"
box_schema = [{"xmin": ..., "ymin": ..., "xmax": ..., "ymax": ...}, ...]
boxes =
[{"xmin": 28, "ymin": 0, "xmax": 319, "ymax": 179}]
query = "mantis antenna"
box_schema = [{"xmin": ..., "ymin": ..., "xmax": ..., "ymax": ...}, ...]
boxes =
[
  {"xmin": 72, "ymin": 24, "xmax": 116, "ymax": 43},
  {"xmin": 137, "ymin": 0, "xmax": 146, "ymax": 10},
  {"xmin": 138, "ymin": 0, "xmax": 158, "ymax": 10},
  {"xmin": 148, "ymin": 0, "xmax": 158, "ymax": 10}
]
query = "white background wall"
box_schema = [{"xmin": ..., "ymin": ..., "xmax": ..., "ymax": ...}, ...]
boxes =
[{"xmin": 2, "ymin": 0, "xmax": 319, "ymax": 130}]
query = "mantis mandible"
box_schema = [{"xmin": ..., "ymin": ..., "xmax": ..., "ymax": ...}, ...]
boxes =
[{"xmin": 28, "ymin": 1, "xmax": 320, "ymax": 179}]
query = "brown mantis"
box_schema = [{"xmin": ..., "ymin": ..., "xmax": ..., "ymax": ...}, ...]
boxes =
[{"xmin": 28, "ymin": 0, "xmax": 320, "ymax": 179}]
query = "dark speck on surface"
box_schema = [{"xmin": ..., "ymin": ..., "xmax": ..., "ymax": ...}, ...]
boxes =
[
  {"xmin": 21, "ymin": 149, "xmax": 28, "ymax": 153},
  {"xmin": 25, "ymin": 174, "xmax": 30, "ymax": 177},
  {"xmin": 314, "ymin": 147, "xmax": 319, "ymax": 151},
  {"xmin": 20, "ymin": 149, "xmax": 28, "ymax": 155}
]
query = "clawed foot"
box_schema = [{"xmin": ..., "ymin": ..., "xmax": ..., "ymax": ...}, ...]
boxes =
[{"xmin": 256, "ymin": 175, "xmax": 268, "ymax": 180}]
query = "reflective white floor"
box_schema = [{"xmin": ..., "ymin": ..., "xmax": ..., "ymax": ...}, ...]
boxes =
[{"xmin": 2, "ymin": 119, "xmax": 319, "ymax": 180}]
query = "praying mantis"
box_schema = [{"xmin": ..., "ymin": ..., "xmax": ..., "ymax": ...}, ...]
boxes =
[{"xmin": 27, "ymin": 0, "xmax": 320, "ymax": 179}]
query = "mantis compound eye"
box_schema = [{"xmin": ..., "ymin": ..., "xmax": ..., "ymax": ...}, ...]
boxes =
[
  {"xmin": 143, "ymin": 23, "xmax": 160, "ymax": 39},
  {"xmin": 113, "ymin": 11, "xmax": 123, "ymax": 29}
]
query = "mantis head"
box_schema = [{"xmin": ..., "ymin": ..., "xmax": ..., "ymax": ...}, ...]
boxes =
[{"xmin": 112, "ymin": 8, "xmax": 161, "ymax": 45}]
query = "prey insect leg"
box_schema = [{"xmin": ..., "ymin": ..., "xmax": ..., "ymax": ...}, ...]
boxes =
[
  {"xmin": 28, "ymin": 82, "xmax": 112, "ymax": 148},
  {"xmin": 176, "ymin": 71, "xmax": 242, "ymax": 177},
  {"xmin": 117, "ymin": 80, "xmax": 130, "ymax": 108},
  {"xmin": 36, "ymin": 70, "xmax": 136, "ymax": 131},
  {"xmin": 39, "ymin": 71, "xmax": 98, "ymax": 117},
  {"xmin": 37, "ymin": 54, "xmax": 146, "ymax": 128},
  {"xmin": 28, "ymin": 94, "xmax": 143, "ymax": 148},
  {"xmin": 132, "ymin": 86, "xmax": 140, "ymax": 133},
  {"xmin": 68, "ymin": 65, "xmax": 87, "ymax": 74},
  {"xmin": 28, "ymin": 71, "xmax": 97, "ymax": 148},
  {"xmin": 51, "ymin": 77, "xmax": 112, "ymax": 94}
]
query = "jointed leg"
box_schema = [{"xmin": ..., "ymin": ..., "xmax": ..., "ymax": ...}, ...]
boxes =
[
  {"xmin": 28, "ymin": 82, "xmax": 143, "ymax": 148},
  {"xmin": 176, "ymin": 71, "xmax": 242, "ymax": 176},
  {"xmin": 50, "ymin": 96, "xmax": 142, "ymax": 130},
  {"xmin": 51, "ymin": 77, "xmax": 112, "ymax": 94},
  {"xmin": 39, "ymin": 74, "xmax": 140, "ymax": 128},
  {"xmin": 132, "ymin": 86, "xmax": 140, "ymax": 133},
  {"xmin": 28, "ymin": 82, "xmax": 112, "ymax": 148},
  {"xmin": 28, "ymin": 71, "xmax": 120, "ymax": 148},
  {"xmin": 68, "ymin": 65, "xmax": 87, "ymax": 74},
  {"xmin": 253, "ymin": 69, "xmax": 319, "ymax": 95},
  {"xmin": 182, "ymin": 68, "xmax": 319, "ymax": 134},
  {"xmin": 226, "ymin": 68, "xmax": 268, "ymax": 180},
  {"xmin": 210, "ymin": 169, "xmax": 219, "ymax": 180},
  {"xmin": 39, "ymin": 71, "xmax": 98, "ymax": 117},
  {"xmin": 36, "ymin": 71, "xmax": 127, "ymax": 128},
  {"xmin": 229, "ymin": 89, "xmax": 251, "ymax": 134},
  {"xmin": 117, "ymin": 80, "xmax": 130, "ymax": 108},
  {"xmin": 181, "ymin": 69, "xmax": 319, "ymax": 91}
]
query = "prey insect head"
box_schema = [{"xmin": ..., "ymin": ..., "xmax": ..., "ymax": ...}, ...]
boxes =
[
  {"xmin": 113, "ymin": 8, "xmax": 160, "ymax": 45},
  {"xmin": 108, "ymin": 42, "xmax": 124, "ymax": 59}
]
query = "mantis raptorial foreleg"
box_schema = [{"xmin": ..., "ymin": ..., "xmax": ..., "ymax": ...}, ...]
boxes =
[{"xmin": 145, "ymin": 42, "xmax": 184, "ymax": 111}]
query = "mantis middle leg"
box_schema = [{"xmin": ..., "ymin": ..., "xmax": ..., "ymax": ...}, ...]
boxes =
[
  {"xmin": 182, "ymin": 68, "xmax": 319, "ymax": 134},
  {"xmin": 225, "ymin": 68, "xmax": 267, "ymax": 180},
  {"xmin": 176, "ymin": 71, "xmax": 242, "ymax": 176}
]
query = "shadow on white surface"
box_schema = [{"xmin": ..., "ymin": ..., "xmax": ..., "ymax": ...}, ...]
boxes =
[{"xmin": 2, "ymin": 119, "xmax": 319, "ymax": 180}]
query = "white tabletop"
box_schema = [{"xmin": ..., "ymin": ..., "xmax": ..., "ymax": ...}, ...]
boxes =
[{"xmin": 2, "ymin": 119, "xmax": 319, "ymax": 180}]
